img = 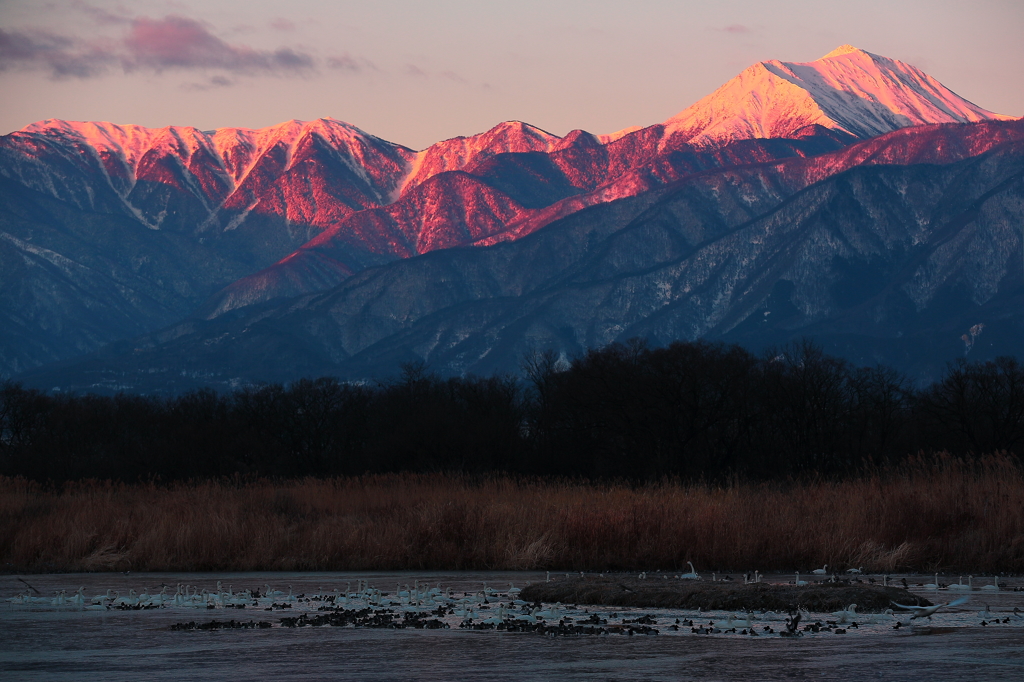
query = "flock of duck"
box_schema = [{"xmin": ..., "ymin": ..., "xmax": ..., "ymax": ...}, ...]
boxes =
[{"xmin": 6, "ymin": 575, "xmax": 1023, "ymax": 637}]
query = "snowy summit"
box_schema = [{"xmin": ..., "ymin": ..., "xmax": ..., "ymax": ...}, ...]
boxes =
[{"xmin": 661, "ymin": 45, "xmax": 1013, "ymax": 148}]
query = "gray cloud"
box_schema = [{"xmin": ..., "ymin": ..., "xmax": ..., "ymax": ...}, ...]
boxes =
[
  {"xmin": 719, "ymin": 24, "xmax": 752, "ymax": 34},
  {"xmin": 70, "ymin": 0, "xmax": 132, "ymax": 26},
  {"xmin": 0, "ymin": 27, "xmax": 116, "ymax": 78},
  {"xmin": 0, "ymin": 13, "xmax": 325, "ymax": 81},
  {"xmin": 123, "ymin": 15, "xmax": 314, "ymax": 74},
  {"xmin": 181, "ymin": 74, "xmax": 236, "ymax": 91}
]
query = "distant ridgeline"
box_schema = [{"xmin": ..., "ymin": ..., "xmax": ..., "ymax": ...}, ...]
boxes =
[
  {"xmin": 3, "ymin": 46, "xmax": 1022, "ymax": 391},
  {"xmin": 2, "ymin": 340, "xmax": 1022, "ymax": 483}
]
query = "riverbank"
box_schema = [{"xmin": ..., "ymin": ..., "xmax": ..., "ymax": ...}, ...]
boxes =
[
  {"xmin": 2, "ymin": 454, "xmax": 1022, "ymax": 573},
  {"xmin": 519, "ymin": 576, "xmax": 926, "ymax": 611}
]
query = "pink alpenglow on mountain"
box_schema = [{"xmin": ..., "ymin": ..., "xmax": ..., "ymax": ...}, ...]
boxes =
[
  {"xmin": 661, "ymin": 45, "xmax": 1013, "ymax": 149},
  {"xmin": 2, "ymin": 44, "xmax": 1020, "ymax": 381}
]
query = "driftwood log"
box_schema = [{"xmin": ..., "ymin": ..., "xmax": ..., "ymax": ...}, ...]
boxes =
[{"xmin": 519, "ymin": 576, "xmax": 931, "ymax": 613}]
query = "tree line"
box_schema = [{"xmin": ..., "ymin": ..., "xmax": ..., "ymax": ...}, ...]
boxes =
[{"xmin": 2, "ymin": 339, "xmax": 1023, "ymax": 483}]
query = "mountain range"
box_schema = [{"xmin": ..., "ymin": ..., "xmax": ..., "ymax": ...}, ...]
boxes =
[{"xmin": 1, "ymin": 45, "xmax": 1020, "ymax": 391}]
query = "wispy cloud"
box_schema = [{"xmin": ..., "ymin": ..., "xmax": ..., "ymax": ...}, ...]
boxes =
[
  {"xmin": 327, "ymin": 53, "xmax": 376, "ymax": 73},
  {"xmin": 718, "ymin": 24, "xmax": 752, "ymax": 34},
  {"xmin": 270, "ymin": 17, "xmax": 295, "ymax": 32},
  {"xmin": 181, "ymin": 74, "xmax": 235, "ymax": 91},
  {"xmin": 0, "ymin": 27, "xmax": 117, "ymax": 78},
  {"xmin": 69, "ymin": 0, "xmax": 132, "ymax": 26},
  {"xmin": 124, "ymin": 15, "xmax": 314, "ymax": 73},
  {"xmin": 402, "ymin": 63, "xmax": 486, "ymax": 89},
  {"xmin": 439, "ymin": 70, "xmax": 466, "ymax": 84},
  {"xmin": 0, "ymin": 12, "xmax": 340, "ymax": 83},
  {"xmin": 404, "ymin": 63, "xmax": 428, "ymax": 78}
]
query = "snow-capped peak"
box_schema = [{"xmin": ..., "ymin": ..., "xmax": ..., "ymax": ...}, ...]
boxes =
[
  {"xmin": 662, "ymin": 45, "xmax": 1012, "ymax": 148},
  {"xmin": 820, "ymin": 44, "xmax": 864, "ymax": 59}
]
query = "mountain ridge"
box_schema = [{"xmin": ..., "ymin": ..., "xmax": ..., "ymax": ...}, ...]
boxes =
[{"xmin": 1, "ymin": 46, "xmax": 1019, "ymax": 383}]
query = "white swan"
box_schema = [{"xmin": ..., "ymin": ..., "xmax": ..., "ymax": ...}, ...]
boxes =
[
  {"xmin": 862, "ymin": 608, "xmax": 897, "ymax": 624},
  {"xmin": 479, "ymin": 605, "xmax": 507, "ymax": 625},
  {"xmin": 513, "ymin": 608, "xmax": 538, "ymax": 624},
  {"xmin": 713, "ymin": 613, "xmax": 753, "ymax": 630},
  {"xmin": 846, "ymin": 567, "xmax": 863, "ymax": 574},
  {"xmin": 535, "ymin": 603, "xmax": 562, "ymax": 620},
  {"xmin": 947, "ymin": 576, "xmax": 972, "ymax": 591},
  {"xmin": 923, "ymin": 574, "xmax": 939, "ymax": 589},
  {"xmin": 680, "ymin": 561, "xmax": 700, "ymax": 580},
  {"xmin": 831, "ymin": 603, "xmax": 857, "ymax": 623},
  {"xmin": 980, "ymin": 576, "xmax": 999, "ymax": 591},
  {"xmin": 890, "ymin": 596, "xmax": 969, "ymax": 621},
  {"xmin": 812, "ymin": 564, "xmax": 828, "ymax": 575},
  {"xmin": 91, "ymin": 588, "xmax": 115, "ymax": 604},
  {"xmin": 795, "ymin": 572, "xmax": 808, "ymax": 586}
]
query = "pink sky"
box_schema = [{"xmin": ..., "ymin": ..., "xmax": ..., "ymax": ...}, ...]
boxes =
[{"xmin": 1, "ymin": 0, "xmax": 1021, "ymax": 149}]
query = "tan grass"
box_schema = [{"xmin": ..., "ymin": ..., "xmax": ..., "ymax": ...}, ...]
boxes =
[{"xmin": 1, "ymin": 454, "xmax": 1021, "ymax": 573}]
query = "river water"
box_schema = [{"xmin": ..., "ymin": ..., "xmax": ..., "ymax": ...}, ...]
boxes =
[{"xmin": 2, "ymin": 571, "xmax": 1022, "ymax": 681}]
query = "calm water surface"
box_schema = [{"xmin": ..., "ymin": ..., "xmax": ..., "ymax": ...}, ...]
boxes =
[{"xmin": 2, "ymin": 571, "xmax": 1022, "ymax": 681}]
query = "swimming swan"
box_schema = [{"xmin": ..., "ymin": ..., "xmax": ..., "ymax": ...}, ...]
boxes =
[
  {"xmin": 980, "ymin": 576, "xmax": 999, "ymax": 591},
  {"xmin": 831, "ymin": 603, "xmax": 857, "ymax": 623},
  {"xmin": 680, "ymin": 562, "xmax": 700, "ymax": 580},
  {"xmin": 947, "ymin": 576, "xmax": 972, "ymax": 591}
]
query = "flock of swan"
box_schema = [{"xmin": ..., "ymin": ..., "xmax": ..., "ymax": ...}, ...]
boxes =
[{"xmin": 5, "ymin": 573, "xmax": 1022, "ymax": 637}]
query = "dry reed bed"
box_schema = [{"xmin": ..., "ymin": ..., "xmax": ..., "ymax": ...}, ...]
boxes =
[{"xmin": 1, "ymin": 455, "xmax": 1022, "ymax": 573}]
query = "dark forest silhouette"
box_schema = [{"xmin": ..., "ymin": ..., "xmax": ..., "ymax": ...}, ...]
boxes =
[{"xmin": 2, "ymin": 340, "xmax": 1023, "ymax": 483}]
